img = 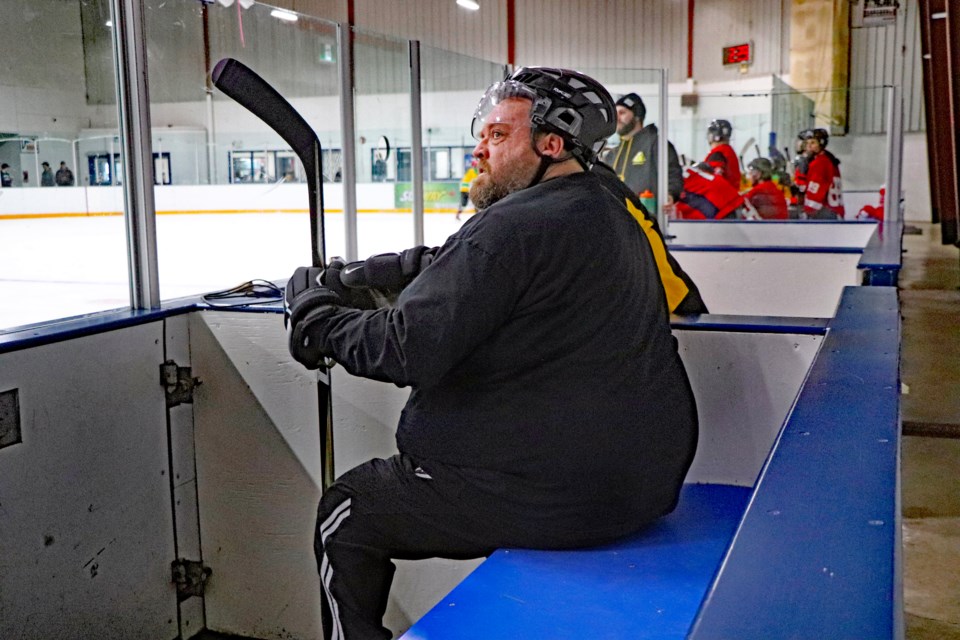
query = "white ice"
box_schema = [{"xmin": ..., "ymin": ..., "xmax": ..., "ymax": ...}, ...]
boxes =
[{"xmin": 0, "ymin": 212, "xmax": 473, "ymax": 330}]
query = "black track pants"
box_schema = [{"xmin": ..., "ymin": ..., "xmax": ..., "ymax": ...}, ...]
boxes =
[{"xmin": 315, "ymin": 454, "xmax": 498, "ymax": 640}]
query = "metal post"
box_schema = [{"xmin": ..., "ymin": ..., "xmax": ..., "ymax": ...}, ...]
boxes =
[
  {"xmin": 71, "ymin": 138, "xmax": 79, "ymax": 187},
  {"xmin": 883, "ymin": 85, "xmax": 904, "ymax": 223},
  {"xmin": 657, "ymin": 69, "xmax": 670, "ymax": 235},
  {"xmin": 110, "ymin": 0, "xmax": 160, "ymax": 310},
  {"xmin": 409, "ymin": 40, "xmax": 425, "ymax": 247},
  {"xmin": 338, "ymin": 22, "xmax": 359, "ymax": 261}
]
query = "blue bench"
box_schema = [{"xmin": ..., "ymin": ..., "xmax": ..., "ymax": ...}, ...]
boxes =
[
  {"xmin": 401, "ymin": 483, "xmax": 749, "ymax": 640},
  {"xmin": 402, "ymin": 286, "xmax": 902, "ymax": 640},
  {"xmin": 859, "ymin": 220, "xmax": 904, "ymax": 286}
]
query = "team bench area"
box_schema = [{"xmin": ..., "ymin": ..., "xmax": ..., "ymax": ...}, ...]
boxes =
[
  {"xmin": 401, "ymin": 286, "xmax": 902, "ymax": 640},
  {"xmin": 0, "ymin": 277, "xmax": 900, "ymax": 638}
]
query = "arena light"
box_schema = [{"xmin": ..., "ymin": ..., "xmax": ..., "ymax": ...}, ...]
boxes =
[
  {"xmin": 270, "ymin": 8, "xmax": 298, "ymax": 22},
  {"xmin": 457, "ymin": 0, "xmax": 480, "ymax": 10}
]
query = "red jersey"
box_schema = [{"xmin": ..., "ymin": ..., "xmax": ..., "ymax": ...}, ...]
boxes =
[
  {"xmin": 704, "ymin": 143, "xmax": 742, "ymax": 192},
  {"xmin": 744, "ymin": 181, "xmax": 788, "ymax": 220},
  {"xmin": 676, "ymin": 165, "xmax": 744, "ymax": 220},
  {"xmin": 803, "ymin": 151, "xmax": 845, "ymax": 219}
]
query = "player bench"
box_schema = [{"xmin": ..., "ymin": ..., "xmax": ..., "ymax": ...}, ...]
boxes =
[{"xmin": 401, "ymin": 286, "xmax": 901, "ymax": 639}]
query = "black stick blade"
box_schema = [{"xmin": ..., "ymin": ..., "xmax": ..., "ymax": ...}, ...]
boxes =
[
  {"xmin": 212, "ymin": 58, "xmax": 318, "ymax": 172},
  {"xmin": 212, "ymin": 57, "xmax": 325, "ymax": 267}
]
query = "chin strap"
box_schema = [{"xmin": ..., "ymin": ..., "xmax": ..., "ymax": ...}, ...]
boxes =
[
  {"xmin": 527, "ymin": 152, "xmax": 555, "ymax": 188},
  {"xmin": 528, "ymin": 134, "xmax": 583, "ymax": 188}
]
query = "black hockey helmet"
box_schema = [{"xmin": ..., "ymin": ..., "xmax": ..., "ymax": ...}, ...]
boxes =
[
  {"xmin": 747, "ymin": 157, "xmax": 773, "ymax": 181},
  {"xmin": 615, "ymin": 92, "xmax": 647, "ymax": 122},
  {"xmin": 800, "ymin": 127, "xmax": 829, "ymax": 148},
  {"xmin": 707, "ymin": 119, "xmax": 733, "ymax": 142},
  {"xmin": 472, "ymin": 66, "xmax": 617, "ymax": 167}
]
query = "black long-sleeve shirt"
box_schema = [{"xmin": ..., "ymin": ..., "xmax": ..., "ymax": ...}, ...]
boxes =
[{"xmin": 312, "ymin": 171, "xmax": 698, "ymax": 540}]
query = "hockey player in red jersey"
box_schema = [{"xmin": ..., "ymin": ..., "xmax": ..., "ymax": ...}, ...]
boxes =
[
  {"xmin": 675, "ymin": 163, "xmax": 744, "ymax": 220},
  {"xmin": 742, "ymin": 158, "xmax": 788, "ymax": 220},
  {"xmin": 702, "ymin": 119, "xmax": 741, "ymax": 191},
  {"xmin": 800, "ymin": 128, "xmax": 845, "ymax": 220}
]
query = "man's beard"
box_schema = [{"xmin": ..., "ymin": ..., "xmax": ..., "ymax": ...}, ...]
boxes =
[
  {"xmin": 617, "ymin": 118, "xmax": 638, "ymax": 137},
  {"xmin": 469, "ymin": 156, "xmax": 538, "ymax": 210}
]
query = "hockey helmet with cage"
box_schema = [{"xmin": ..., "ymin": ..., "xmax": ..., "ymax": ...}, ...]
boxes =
[
  {"xmin": 471, "ymin": 66, "xmax": 617, "ymax": 167},
  {"xmin": 747, "ymin": 157, "xmax": 773, "ymax": 181},
  {"xmin": 707, "ymin": 119, "xmax": 733, "ymax": 143},
  {"xmin": 800, "ymin": 127, "xmax": 829, "ymax": 148}
]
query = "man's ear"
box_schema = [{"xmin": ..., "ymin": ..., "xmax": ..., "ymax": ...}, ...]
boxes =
[{"xmin": 538, "ymin": 132, "xmax": 568, "ymax": 159}]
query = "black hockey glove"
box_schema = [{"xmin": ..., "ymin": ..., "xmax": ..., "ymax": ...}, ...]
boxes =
[
  {"xmin": 340, "ymin": 246, "xmax": 438, "ymax": 292},
  {"xmin": 322, "ymin": 257, "xmax": 379, "ymax": 310},
  {"xmin": 284, "ymin": 266, "xmax": 343, "ymax": 369}
]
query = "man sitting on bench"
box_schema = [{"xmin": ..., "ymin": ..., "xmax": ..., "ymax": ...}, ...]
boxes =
[{"xmin": 283, "ymin": 66, "xmax": 700, "ymax": 640}]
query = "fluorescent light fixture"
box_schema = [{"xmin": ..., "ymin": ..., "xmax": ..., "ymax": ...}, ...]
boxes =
[
  {"xmin": 457, "ymin": 0, "xmax": 480, "ymax": 10},
  {"xmin": 270, "ymin": 8, "xmax": 298, "ymax": 22}
]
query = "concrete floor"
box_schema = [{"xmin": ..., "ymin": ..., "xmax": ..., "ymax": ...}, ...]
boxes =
[{"xmin": 900, "ymin": 222, "xmax": 960, "ymax": 639}]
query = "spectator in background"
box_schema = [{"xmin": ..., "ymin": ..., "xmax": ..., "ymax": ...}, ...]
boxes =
[
  {"xmin": 742, "ymin": 158, "xmax": 788, "ymax": 220},
  {"xmin": 702, "ymin": 119, "xmax": 741, "ymax": 191},
  {"xmin": 602, "ymin": 92, "xmax": 682, "ymax": 207},
  {"xmin": 41, "ymin": 162, "xmax": 55, "ymax": 187},
  {"xmin": 1, "ymin": 164, "xmax": 12, "ymax": 188},
  {"xmin": 55, "ymin": 161, "xmax": 75, "ymax": 186}
]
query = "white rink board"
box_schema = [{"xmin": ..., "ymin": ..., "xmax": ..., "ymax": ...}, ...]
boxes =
[
  {"xmin": 0, "ymin": 323, "xmax": 178, "ymax": 640},
  {"xmin": 668, "ymin": 219, "xmax": 878, "ymax": 248},
  {"xmin": 672, "ymin": 250, "xmax": 862, "ymax": 317}
]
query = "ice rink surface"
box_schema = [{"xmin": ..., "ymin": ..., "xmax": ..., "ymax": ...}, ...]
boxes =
[{"xmin": 0, "ymin": 212, "xmax": 472, "ymax": 330}]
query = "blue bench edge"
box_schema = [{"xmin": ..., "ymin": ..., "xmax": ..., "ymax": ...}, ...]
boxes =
[{"xmin": 688, "ymin": 285, "xmax": 902, "ymax": 639}]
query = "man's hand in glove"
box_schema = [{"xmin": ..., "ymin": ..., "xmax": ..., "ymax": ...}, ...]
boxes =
[
  {"xmin": 339, "ymin": 246, "xmax": 438, "ymax": 292},
  {"xmin": 284, "ymin": 266, "xmax": 344, "ymax": 369},
  {"xmin": 322, "ymin": 257, "xmax": 380, "ymax": 310}
]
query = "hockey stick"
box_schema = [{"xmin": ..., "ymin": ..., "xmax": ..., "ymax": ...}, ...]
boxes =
[
  {"xmin": 737, "ymin": 136, "xmax": 756, "ymax": 172},
  {"xmin": 211, "ymin": 57, "xmax": 325, "ymax": 269},
  {"xmin": 211, "ymin": 57, "xmax": 334, "ymax": 490}
]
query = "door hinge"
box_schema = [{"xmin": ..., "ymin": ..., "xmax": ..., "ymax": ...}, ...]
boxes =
[
  {"xmin": 160, "ymin": 360, "xmax": 201, "ymax": 408},
  {"xmin": 171, "ymin": 558, "xmax": 212, "ymax": 601}
]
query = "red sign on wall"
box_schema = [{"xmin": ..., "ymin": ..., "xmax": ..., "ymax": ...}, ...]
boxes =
[{"xmin": 722, "ymin": 43, "xmax": 752, "ymax": 66}]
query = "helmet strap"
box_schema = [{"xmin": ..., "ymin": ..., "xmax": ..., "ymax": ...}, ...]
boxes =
[
  {"xmin": 526, "ymin": 130, "xmax": 561, "ymax": 187},
  {"xmin": 528, "ymin": 151, "xmax": 556, "ymax": 188}
]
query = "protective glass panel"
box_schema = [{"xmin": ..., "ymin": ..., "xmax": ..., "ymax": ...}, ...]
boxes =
[
  {"xmin": 150, "ymin": 1, "xmax": 340, "ymax": 297},
  {"xmin": 580, "ymin": 68, "xmax": 671, "ymax": 220},
  {"xmin": 0, "ymin": 0, "xmax": 126, "ymax": 330},
  {"xmin": 667, "ymin": 80, "xmax": 891, "ymax": 224},
  {"xmin": 419, "ymin": 46, "xmax": 504, "ymax": 243},
  {"xmin": 351, "ymin": 28, "xmax": 413, "ymax": 258}
]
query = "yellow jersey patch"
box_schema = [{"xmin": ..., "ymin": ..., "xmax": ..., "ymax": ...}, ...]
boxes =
[{"xmin": 631, "ymin": 151, "xmax": 646, "ymax": 166}]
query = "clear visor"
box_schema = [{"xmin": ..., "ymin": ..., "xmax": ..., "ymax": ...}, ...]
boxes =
[{"xmin": 470, "ymin": 80, "xmax": 538, "ymax": 141}]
